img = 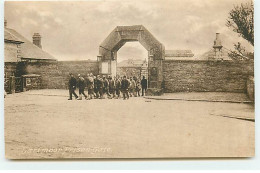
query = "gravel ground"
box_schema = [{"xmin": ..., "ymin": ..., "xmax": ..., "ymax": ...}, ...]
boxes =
[
  {"xmin": 146, "ymin": 92, "xmax": 252, "ymax": 103},
  {"xmin": 4, "ymin": 90, "xmax": 255, "ymax": 159}
]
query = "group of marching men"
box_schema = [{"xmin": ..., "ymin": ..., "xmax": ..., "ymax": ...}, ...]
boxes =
[{"xmin": 68, "ymin": 73, "xmax": 148, "ymax": 100}]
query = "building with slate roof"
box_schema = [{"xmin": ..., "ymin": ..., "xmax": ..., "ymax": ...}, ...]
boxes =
[
  {"xmin": 117, "ymin": 59, "xmax": 147, "ymax": 68},
  {"xmin": 4, "ymin": 29, "xmax": 24, "ymax": 62},
  {"xmin": 117, "ymin": 59, "xmax": 148, "ymax": 79},
  {"xmin": 164, "ymin": 49, "xmax": 195, "ymax": 60},
  {"xmin": 4, "ymin": 20, "xmax": 57, "ymax": 62}
]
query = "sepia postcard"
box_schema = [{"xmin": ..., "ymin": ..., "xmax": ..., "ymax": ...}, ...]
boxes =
[{"xmin": 3, "ymin": 0, "xmax": 254, "ymax": 159}]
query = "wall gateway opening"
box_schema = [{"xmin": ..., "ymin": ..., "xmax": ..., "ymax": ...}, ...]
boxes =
[
  {"xmin": 97, "ymin": 25, "xmax": 165, "ymax": 89},
  {"xmin": 116, "ymin": 42, "xmax": 148, "ymax": 85}
]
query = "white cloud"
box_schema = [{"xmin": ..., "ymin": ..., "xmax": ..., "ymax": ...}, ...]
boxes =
[
  {"xmin": 4, "ymin": 0, "xmax": 254, "ymax": 60},
  {"xmin": 38, "ymin": 10, "xmax": 53, "ymax": 18}
]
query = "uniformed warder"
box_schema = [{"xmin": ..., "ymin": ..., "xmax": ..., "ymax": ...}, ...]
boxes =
[
  {"xmin": 127, "ymin": 77, "xmax": 131, "ymax": 98},
  {"xmin": 85, "ymin": 74, "xmax": 90, "ymax": 97},
  {"xmin": 121, "ymin": 76, "xmax": 130, "ymax": 100},
  {"xmin": 96, "ymin": 75, "xmax": 104, "ymax": 99},
  {"xmin": 141, "ymin": 76, "xmax": 148, "ymax": 96},
  {"xmin": 68, "ymin": 73, "xmax": 78, "ymax": 100},
  {"xmin": 115, "ymin": 76, "xmax": 121, "ymax": 99},
  {"xmin": 103, "ymin": 76, "xmax": 110, "ymax": 98},
  {"xmin": 108, "ymin": 76, "xmax": 116, "ymax": 98},
  {"xmin": 77, "ymin": 74, "xmax": 87, "ymax": 100},
  {"xmin": 93, "ymin": 76, "xmax": 98, "ymax": 98},
  {"xmin": 87, "ymin": 73, "xmax": 94, "ymax": 99}
]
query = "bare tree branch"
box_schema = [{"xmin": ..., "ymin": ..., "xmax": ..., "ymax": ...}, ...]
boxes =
[{"xmin": 226, "ymin": 1, "xmax": 254, "ymax": 60}]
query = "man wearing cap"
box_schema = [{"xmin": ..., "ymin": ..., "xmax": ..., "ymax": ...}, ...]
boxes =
[
  {"xmin": 115, "ymin": 76, "xmax": 121, "ymax": 99},
  {"xmin": 129, "ymin": 77, "xmax": 136, "ymax": 97},
  {"xmin": 108, "ymin": 76, "xmax": 116, "ymax": 98},
  {"xmin": 77, "ymin": 74, "xmax": 87, "ymax": 100},
  {"xmin": 87, "ymin": 73, "xmax": 94, "ymax": 99},
  {"xmin": 121, "ymin": 76, "xmax": 130, "ymax": 100},
  {"xmin": 94, "ymin": 75, "xmax": 101, "ymax": 98},
  {"xmin": 68, "ymin": 73, "xmax": 78, "ymax": 100},
  {"xmin": 141, "ymin": 76, "xmax": 148, "ymax": 96},
  {"xmin": 96, "ymin": 75, "xmax": 104, "ymax": 99},
  {"xmin": 103, "ymin": 76, "xmax": 110, "ymax": 98}
]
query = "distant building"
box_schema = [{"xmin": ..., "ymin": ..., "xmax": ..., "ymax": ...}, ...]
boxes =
[
  {"xmin": 199, "ymin": 33, "xmax": 232, "ymax": 61},
  {"xmin": 117, "ymin": 59, "xmax": 148, "ymax": 79},
  {"xmin": 4, "ymin": 20, "xmax": 56, "ymax": 62},
  {"xmin": 4, "ymin": 19, "xmax": 57, "ymax": 93},
  {"xmin": 165, "ymin": 49, "xmax": 194, "ymax": 59}
]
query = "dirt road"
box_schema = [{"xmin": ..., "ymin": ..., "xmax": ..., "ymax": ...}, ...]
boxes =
[{"xmin": 4, "ymin": 90, "xmax": 254, "ymax": 159}]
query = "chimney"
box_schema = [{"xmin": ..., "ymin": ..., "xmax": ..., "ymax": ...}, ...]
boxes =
[
  {"xmin": 213, "ymin": 33, "xmax": 222, "ymax": 49},
  {"xmin": 4, "ymin": 19, "xmax": 7, "ymax": 28},
  {"xmin": 32, "ymin": 33, "xmax": 42, "ymax": 48}
]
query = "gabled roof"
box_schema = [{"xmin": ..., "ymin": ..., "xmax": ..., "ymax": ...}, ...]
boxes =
[
  {"xmin": 198, "ymin": 47, "xmax": 232, "ymax": 60},
  {"xmin": 117, "ymin": 59, "xmax": 147, "ymax": 68},
  {"xmin": 4, "ymin": 28, "xmax": 56, "ymax": 61},
  {"xmin": 4, "ymin": 30, "xmax": 23, "ymax": 44},
  {"xmin": 165, "ymin": 50, "xmax": 194, "ymax": 57}
]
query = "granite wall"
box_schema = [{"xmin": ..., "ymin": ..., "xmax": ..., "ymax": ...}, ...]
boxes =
[
  {"xmin": 162, "ymin": 60, "xmax": 254, "ymax": 93},
  {"xmin": 23, "ymin": 60, "xmax": 99, "ymax": 89}
]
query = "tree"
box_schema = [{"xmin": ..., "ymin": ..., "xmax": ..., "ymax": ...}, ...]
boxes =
[{"xmin": 226, "ymin": 1, "xmax": 254, "ymax": 60}]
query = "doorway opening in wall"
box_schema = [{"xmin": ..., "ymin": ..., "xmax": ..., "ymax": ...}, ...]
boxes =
[{"xmin": 116, "ymin": 42, "xmax": 148, "ymax": 86}]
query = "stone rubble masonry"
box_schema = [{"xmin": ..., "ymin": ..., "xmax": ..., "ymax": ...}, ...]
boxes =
[
  {"xmin": 4, "ymin": 62, "xmax": 17, "ymax": 92},
  {"xmin": 4, "ymin": 62, "xmax": 17, "ymax": 78},
  {"xmin": 22, "ymin": 75, "xmax": 42, "ymax": 91},
  {"xmin": 24, "ymin": 60, "xmax": 99, "ymax": 89},
  {"xmin": 246, "ymin": 76, "xmax": 254, "ymax": 101},
  {"xmin": 162, "ymin": 60, "xmax": 254, "ymax": 93},
  {"xmin": 4, "ymin": 59, "xmax": 254, "ymax": 95}
]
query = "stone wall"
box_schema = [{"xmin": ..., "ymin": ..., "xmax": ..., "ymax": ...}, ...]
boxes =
[
  {"xmin": 4, "ymin": 62, "xmax": 17, "ymax": 78},
  {"xmin": 4, "ymin": 62, "xmax": 17, "ymax": 92},
  {"xmin": 22, "ymin": 75, "xmax": 42, "ymax": 91},
  {"xmin": 246, "ymin": 76, "xmax": 254, "ymax": 101},
  {"xmin": 5, "ymin": 59, "xmax": 254, "ymax": 94},
  {"xmin": 4, "ymin": 42, "xmax": 21, "ymax": 62},
  {"xmin": 162, "ymin": 60, "xmax": 254, "ymax": 93},
  {"xmin": 24, "ymin": 60, "xmax": 99, "ymax": 89}
]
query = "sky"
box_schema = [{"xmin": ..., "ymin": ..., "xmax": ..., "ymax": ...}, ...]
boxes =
[{"xmin": 4, "ymin": 0, "xmax": 254, "ymax": 62}]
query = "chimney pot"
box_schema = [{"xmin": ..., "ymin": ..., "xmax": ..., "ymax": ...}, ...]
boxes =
[
  {"xmin": 32, "ymin": 33, "xmax": 42, "ymax": 48},
  {"xmin": 213, "ymin": 33, "xmax": 222, "ymax": 49}
]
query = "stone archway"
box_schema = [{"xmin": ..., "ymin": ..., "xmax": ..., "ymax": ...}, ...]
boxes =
[{"xmin": 98, "ymin": 25, "xmax": 165, "ymax": 89}]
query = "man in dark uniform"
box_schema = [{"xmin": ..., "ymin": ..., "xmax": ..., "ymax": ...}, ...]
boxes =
[
  {"xmin": 77, "ymin": 74, "xmax": 87, "ymax": 100},
  {"xmin": 108, "ymin": 76, "xmax": 116, "ymax": 98},
  {"xmin": 141, "ymin": 76, "xmax": 148, "ymax": 96},
  {"xmin": 115, "ymin": 76, "xmax": 121, "ymax": 99},
  {"xmin": 121, "ymin": 76, "xmax": 130, "ymax": 100},
  {"xmin": 103, "ymin": 76, "xmax": 110, "ymax": 98},
  {"xmin": 96, "ymin": 75, "xmax": 104, "ymax": 99},
  {"xmin": 68, "ymin": 73, "xmax": 78, "ymax": 100},
  {"xmin": 93, "ymin": 76, "xmax": 98, "ymax": 98}
]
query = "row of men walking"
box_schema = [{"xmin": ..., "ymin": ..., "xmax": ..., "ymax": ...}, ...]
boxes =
[{"xmin": 68, "ymin": 73, "xmax": 148, "ymax": 100}]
